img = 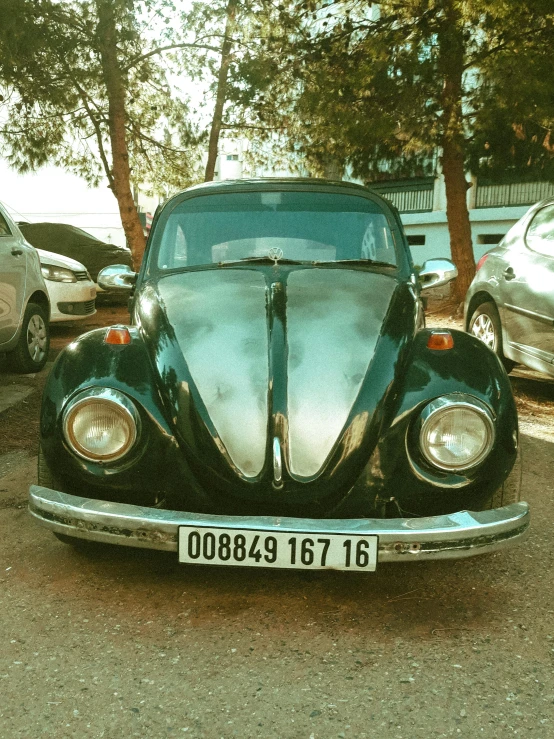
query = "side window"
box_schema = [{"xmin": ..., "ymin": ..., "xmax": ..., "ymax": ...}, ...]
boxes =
[
  {"xmin": 0, "ymin": 210, "xmax": 12, "ymax": 237},
  {"xmin": 526, "ymin": 204, "xmax": 554, "ymax": 257}
]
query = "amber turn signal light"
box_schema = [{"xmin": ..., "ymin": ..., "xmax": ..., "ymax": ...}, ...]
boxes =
[
  {"xmin": 105, "ymin": 326, "xmax": 132, "ymax": 345},
  {"xmin": 427, "ymin": 331, "xmax": 454, "ymax": 351}
]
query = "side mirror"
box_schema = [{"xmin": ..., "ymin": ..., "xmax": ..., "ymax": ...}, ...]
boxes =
[
  {"xmin": 418, "ymin": 258, "xmax": 458, "ymax": 291},
  {"xmin": 98, "ymin": 264, "xmax": 137, "ymax": 292}
]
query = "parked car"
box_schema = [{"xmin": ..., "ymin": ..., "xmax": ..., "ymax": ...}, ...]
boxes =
[
  {"xmin": 37, "ymin": 248, "xmax": 96, "ymax": 322},
  {"xmin": 30, "ymin": 179, "xmax": 529, "ymax": 571},
  {"xmin": 17, "ymin": 221, "xmax": 133, "ymax": 298},
  {"xmin": 0, "ymin": 201, "xmax": 50, "ymax": 373},
  {"xmin": 465, "ymin": 197, "xmax": 554, "ymax": 376}
]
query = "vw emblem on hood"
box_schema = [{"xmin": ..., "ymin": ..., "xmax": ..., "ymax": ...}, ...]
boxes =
[{"xmin": 268, "ymin": 247, "xmax": 284, "ymax": 262}]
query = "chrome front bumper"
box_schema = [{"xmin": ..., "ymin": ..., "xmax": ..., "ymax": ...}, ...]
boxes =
[{"xmin": 29, "ymin": 486, "xmax": 530, "ymax": 563}]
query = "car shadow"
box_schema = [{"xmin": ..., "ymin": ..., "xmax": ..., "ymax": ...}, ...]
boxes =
[{"xmin": 28, "ymin": 429, "xmax": 548, "ymax": 642}]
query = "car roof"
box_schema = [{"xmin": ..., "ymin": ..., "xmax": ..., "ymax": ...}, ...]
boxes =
[
  {"xmin": 166, "ymin": 177, "xmax": 392, "ymax": 207},
  {"xmin": 143, "ymin": 177, "xmax": 412, "ymax": 279}
]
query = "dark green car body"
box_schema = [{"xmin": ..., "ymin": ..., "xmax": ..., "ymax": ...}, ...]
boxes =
[{"xmin": 37, "ymin": 179, "xmax": 518, "ymax": 521}]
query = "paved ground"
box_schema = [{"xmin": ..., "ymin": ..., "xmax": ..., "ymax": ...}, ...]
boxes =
[{"xmin": 1, "ymin": 307, "xmax": 553, "ymax": 738}]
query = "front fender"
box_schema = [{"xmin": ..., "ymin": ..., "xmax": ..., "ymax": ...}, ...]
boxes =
[
  {"xmin": 337, "ymin": 329, "xmax": 518, "ymax": 517},
  {"xmin": 39, "ymin": 327, "xmax": 210, "ymax": 509}
]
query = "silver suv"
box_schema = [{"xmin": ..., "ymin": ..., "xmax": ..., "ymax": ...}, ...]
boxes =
[{"xmin": 0, "ymin": 202, "xmax": 50, "ymax": 373}]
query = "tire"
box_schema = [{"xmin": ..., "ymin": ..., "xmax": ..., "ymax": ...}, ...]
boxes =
[
  {"xmin": 38, "ymin": 447, "xmax": 96, "ymax": 550},
  {"xmin": 469, "ymin": 301, "xmax": 515, "ymax": 373},
  {"xmin": 489, "ymin": 442, "xmax": 523, "ymax": 509},
  {"xmin": 37, "ymin": 445, "xmax": 59, "ymax": 489},
  {"xmin": 7, "ymin": 302, "xmax": 50, "ymax": 373}
]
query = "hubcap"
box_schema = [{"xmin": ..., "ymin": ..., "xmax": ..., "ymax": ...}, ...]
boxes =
[
  {"xmin": 27, "ymin": 314, "xmax": 47, "ymax": 363},
  {"xmin": 471, "ymin": 313, "xmax": 496, "ymax": 350}
]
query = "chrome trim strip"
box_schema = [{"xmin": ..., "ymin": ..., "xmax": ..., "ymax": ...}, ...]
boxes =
[
  {"xmin": 509, "ymin": 341, "xmax": 554, "ymax": 365},
  {"xmin": 504, "ymin": 303, "xmax": 554, "ymax": 326},
  {"xmin": 272, "ymin": 437, "xmax": 283, "ymax": 487},
  {"xmin": 29, "ymin": 486, "xmax": 530, "ymax": 563}
]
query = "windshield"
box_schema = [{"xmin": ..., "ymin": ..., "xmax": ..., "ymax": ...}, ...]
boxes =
[{"xmin": 154, "ymin": 191, "xmax": 398, "ymax": 270}]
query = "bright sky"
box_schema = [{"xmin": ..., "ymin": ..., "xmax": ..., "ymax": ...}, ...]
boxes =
[
  {"xmin": 0, "ymin": 0, "xmax": 213, "ymax": 247},
  {"xmin": 0, "ymin": 160, "xmax": 127, "ymax": 246}
]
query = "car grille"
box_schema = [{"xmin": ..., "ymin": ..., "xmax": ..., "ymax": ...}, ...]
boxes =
[{"xmin": 74, "ymin": 271, "xmax": 90, "ymax": 281}]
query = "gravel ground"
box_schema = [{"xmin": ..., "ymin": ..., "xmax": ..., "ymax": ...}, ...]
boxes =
[{"xmin": 0, "ymin": 305, "xmax": 553, "ymax": 739}]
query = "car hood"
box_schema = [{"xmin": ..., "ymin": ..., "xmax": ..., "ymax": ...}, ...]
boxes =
[
  {"xmin": 136, "ymin": 266, "xmax": 415, "ymax": 510},
  {"xmin": 36, "ymin": 247, "xmax": 87, "ymax": 273}
]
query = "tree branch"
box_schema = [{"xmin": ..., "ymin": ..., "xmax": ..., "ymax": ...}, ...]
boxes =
[
  {"xmin": 123, "ymin": 42, "xmax": 222, "ymax": 72},
  {"xmin": 462, "ymin": 26, "xmax": 549, "ymax": 71},
  {"xmin": 126, "ymin": 125, "xmax": 191, "ymax": 156},
  {"xmin": 221, "ymin": 122, "xmax": 285, "ymax": 131},
  {"xmin": 71, "ymin": 78, "xmax": 115, "ymax": 191}
]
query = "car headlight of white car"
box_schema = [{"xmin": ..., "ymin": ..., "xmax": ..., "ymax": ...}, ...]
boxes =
[{"xmin": 41, "ymin": 265, "xmax": 77, "ymax": 283}]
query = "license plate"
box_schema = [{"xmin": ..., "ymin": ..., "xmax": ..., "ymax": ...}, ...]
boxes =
[{"xmin": 178, "ymin": 527, "xmax": 378, "ymax": 571}]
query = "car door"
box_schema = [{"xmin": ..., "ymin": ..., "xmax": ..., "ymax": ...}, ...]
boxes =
[
  {"xmin": 0, "ymin": 206, "xmax": 27, "ymax": 345},
  {"xmin": 500, "ymin": 203, "xmax": 554, "ymax": 368}
]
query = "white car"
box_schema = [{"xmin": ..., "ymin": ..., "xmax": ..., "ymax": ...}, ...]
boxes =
[
  {"xmin": 0, "ymin": 202, "xmax": 50, "ymax": 373},
  {"xmin": 37, "ymin": 249, "xmax": 96, "ymax": 322}
]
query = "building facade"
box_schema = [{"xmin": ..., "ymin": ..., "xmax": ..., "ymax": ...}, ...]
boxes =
[{"xmin": 370, "ymin": 175, "xmax": 554, "ymax": 266}]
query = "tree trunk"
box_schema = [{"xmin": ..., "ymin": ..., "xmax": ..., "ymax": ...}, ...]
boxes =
[
  {"xmin": 204, "ymin": 0, "xmax": 238, "ymax": 182},
  {"xmin": 442, "ymin": 136, "xmax": 475, "ymax": 302},
  {"xmin": 95, "ymin": 0, "xmax": 146, "ymax": 270},
  {"xmin": 438, "ymin": 1, "xmax": 475, "ymax": 303}
]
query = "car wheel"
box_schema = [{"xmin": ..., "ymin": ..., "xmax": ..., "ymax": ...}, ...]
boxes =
[
  {"xmin": 7, "ymin": 302, "xmax": 50, "ymax": 373},
  {"xmin": 38, "ymin": 446, "xmax": 94, "ymax": 550},
  {"xmin": 469, "ymin": 301, "xmax": 515, "ymax": 373},
  {"xmin": 38, "ymin": 445, "xmax": 59, "ymax": 489},
  {"xmin": 489, "ymin": 443, "xmax": 522, "ymax": 509}
]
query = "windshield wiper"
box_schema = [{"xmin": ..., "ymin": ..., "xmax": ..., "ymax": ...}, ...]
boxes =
[
  {"xmin": 218, "ymin": 256, "xmax": 307, "ymax": 266},
  {"xmin": 216, "ymin": 257, "xmax": 396, "ymax": 268},
  {"xmin": 325, "ymin": 259, "xmax": 396, "ymax": 268}
]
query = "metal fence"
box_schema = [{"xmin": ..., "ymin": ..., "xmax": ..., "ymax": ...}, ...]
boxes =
[
  {"xmin": 376, "ymin": 188, "xmax": 434, "ymax": 213},
  {"xmin": 475, "ymin": 181, "xmax": 554, "ymax": 208}
]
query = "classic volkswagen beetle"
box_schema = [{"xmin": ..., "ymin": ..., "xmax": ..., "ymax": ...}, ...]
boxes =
[{"xmin": 29, "ymin": 179, "xmax": 529, "ymax": 571}]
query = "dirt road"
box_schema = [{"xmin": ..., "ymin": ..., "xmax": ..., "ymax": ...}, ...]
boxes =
[{"xmin": 1, "ymin": 309, "xmax": 553, "ymax": 738}]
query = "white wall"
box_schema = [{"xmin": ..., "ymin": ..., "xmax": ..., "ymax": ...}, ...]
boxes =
[
  {"xmin": 215, "ymin": 139, "xmax": 245, "ymax": 180},
  {"xmin": 402, "ymin": 206, "xmax": 530, "ymax": 266}
]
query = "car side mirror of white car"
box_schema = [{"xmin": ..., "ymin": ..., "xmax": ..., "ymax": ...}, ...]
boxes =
[
  {"xmin": 418, "ymin": 258, "xmax": 458, "ymax": 291},
  {"xmin": 98, "ymin": 264, "xmax": 137, "ymax": 292}
]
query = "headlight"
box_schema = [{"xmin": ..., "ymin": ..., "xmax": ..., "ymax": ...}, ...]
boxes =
[
  {"xmin": 63, "ymin": 388, "xmax": 138, "ymax": 462},
  {"xmin": 41, "ymin": 265, "xmax": 77, "ymax": 282},
  {"xmin": 419, "ymin": 396, "xmax": 495, "ymax": 471}
]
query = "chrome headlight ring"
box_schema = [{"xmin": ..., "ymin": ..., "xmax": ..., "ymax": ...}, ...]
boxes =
[
  {"xmin": 62, "ymin": 387, "xmax": 140, "ymax": 463},
  {"xmin": 418, "ymin": 395, "xmax": 495, "ymax": 472}
]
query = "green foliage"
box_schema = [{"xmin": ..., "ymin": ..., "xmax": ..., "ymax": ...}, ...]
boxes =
[
  {"xmin": 245, "ymin": 0, "xmax": 554, "ymax": 184},
  {"xmin": 1, "ymin": 0, "xmax": 552, "ymax": 192},
  {"xmin": 469, "ymin": 36, "xmax": 554, "ymax": 182},
  {"xmin": 0, "ymin": 0, "xmax": 204, "ymax": 193}
]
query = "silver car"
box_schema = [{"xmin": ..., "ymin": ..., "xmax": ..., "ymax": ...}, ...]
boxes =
[
  {"xmin": 465, "ymin": 197, "xmax": 554, "ymax": 376},
  {"xmin": 0, "ymin": 202, "xmax": 50, "ymax": 373}
]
